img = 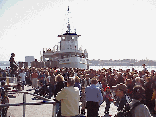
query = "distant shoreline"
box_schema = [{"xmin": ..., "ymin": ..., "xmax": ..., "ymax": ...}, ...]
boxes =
[{"xmin": 1, "ymin": 59, "xmax": 156, "ymax": 66}]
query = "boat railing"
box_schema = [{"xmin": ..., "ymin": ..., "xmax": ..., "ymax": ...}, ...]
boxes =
[{"xmin": 0, "ymin": 90, "xmax": 56, "ymax": 117}]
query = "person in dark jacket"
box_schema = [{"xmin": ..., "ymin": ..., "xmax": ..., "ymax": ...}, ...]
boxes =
[
  {"xmin": 144, "ymin": 77, "xmax": 153, "ymax": 111},
  {"xmin": 48, "ymin": 70, "xmax": 55, "ymax": 99},
  {"xmin": 113, "ymin": 83, "xmax": 128, "ymax": 117},
  {"xmin": 9, "ymin": 53, "xmax": 18, "ymax": 77},
  {"xmin": 0, "ymin": 81, "xmax": 9, "ymax": 117},
  {"xmin": 126, "ymin": 79, "xmax": 133, "ymax": 98},
  {"xmin": 116, "ymin": 74, "xmax": 124, "ymax": 84},
  {"xmin": 54, "ymin": 74, "xmax": 65, "ymax": 117},
  {"xmin": 109, "ymin": 74, "xmax": 116, "ymax": 89}
]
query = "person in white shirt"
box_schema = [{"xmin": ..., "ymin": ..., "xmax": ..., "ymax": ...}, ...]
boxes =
[
  {"xmin": 18, "ymin": 69, "xmax": 26, "ymax": 90},
  {"xmin": 96, "ymin": 80, "xmax": 102, "ymax": 89},
  {"xmin": 56, "ymin": 77, "xmax": 80, "ymax": 117}
]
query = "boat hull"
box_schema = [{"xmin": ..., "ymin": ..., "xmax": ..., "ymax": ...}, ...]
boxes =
[
  {"xmin": 58, "ymin": 62, "xmax": 87, "ymax": 69},
  {"xmin": 58, "ymin": 57, "xmax": 88, "ymax": 69}
]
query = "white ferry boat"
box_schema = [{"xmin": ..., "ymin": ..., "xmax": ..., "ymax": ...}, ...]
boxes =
[{"xmin": 41, "ymin": 7, "xmax": 89, "ymax": 69}]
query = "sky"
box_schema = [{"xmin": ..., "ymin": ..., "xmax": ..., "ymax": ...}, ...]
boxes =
[{"xmin": 0, "ymin": 0, "xmax": 156, "ymax": 62}]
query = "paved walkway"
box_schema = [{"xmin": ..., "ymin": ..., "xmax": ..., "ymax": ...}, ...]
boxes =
[
  {"xmin": 6, "ymin": 86, "xmax": 118, "ymax": 117},
  {"xmin": 7, "ymin": 86, "xmax": 54, "ymax": 117}
]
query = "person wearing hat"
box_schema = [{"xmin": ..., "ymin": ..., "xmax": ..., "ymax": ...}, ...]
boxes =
[
  {"xmin": 104, "ymin": 85, "xmax": 113, "ymax": 115},
  {"xmin": 129, "ymin": 85, "xmax": 151, "ymax": 117},
  {"xmin": 113, "ymin": 83, "xmax": 128, "ymax": 113}
]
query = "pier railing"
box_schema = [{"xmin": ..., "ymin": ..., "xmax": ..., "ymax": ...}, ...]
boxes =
[
  {"xmin": 0, "ymin": 90, "xmax": 56, "ymax": 117},
  {"xmin": 0, "ymin": 77, "xmax": 17, "ymax": 85}
]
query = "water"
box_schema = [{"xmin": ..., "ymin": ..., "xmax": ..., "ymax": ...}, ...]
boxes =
[
  {"xmin": 1, "ymin": 66, "xmax": 156, "ymax": 72},
  {"xmin": 89, "ymin": 66, "xmax": 156, "ymax": 72}
]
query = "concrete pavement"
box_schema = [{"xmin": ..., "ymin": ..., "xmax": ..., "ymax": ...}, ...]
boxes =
[{"xmin": 7, "ymin": 86, "xmax": 118, "ymax": 117}]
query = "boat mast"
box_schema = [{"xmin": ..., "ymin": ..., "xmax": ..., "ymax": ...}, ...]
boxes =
[{"xmin": 67, "ymin": 6, "xmax": 71, "ymax": 33}]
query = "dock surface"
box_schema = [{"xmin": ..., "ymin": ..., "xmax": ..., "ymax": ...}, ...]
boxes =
[{"xmin": 7, "ymin": 86, "xmax": 118, "ymax": 117}]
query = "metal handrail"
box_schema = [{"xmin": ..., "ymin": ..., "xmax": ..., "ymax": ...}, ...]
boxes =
[
  {"xmin": 0, "ymin": 101, "xmax": 56, "ymax": 106},
  {"xmin": 0, "ymin": 77, "xmax": 17, "ymax": 85},
  {"xmin": 0, "ymin": 77, "xmax": 17, "ymax": 79},
  {"xmin": 0, "ymin": 90, "xmax": 56, "ymax": 117}
]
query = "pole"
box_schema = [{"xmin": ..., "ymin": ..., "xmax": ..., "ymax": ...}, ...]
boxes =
[{"xmin": 23, "ymin": 93, "xmax": 26, "ymax": 117}]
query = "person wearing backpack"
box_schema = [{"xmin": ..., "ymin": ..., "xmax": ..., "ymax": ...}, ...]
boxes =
[
  {"xmin": 129, "ymin": 85, "xmax": 152, "ymax": 117},
  {"xmin": 114, "ymin": 85, "xmax": 151, "ymax": 117},
  {"xmin": 113, "ymin": 83, "xmax": 128, "ymax": 111}
]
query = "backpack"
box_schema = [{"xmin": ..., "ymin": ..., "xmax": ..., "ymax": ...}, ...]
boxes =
[{"xmin": 116, "ymin": 101, "xmax": 142, "ymax": 117}]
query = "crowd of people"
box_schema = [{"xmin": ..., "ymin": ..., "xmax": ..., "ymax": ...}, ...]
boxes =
[{"xmin": 0, "ymin": 64, "xmax": 156, "ymax": 117}]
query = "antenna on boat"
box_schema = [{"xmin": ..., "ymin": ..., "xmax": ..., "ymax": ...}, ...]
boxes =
[
  {"xmin": 67, "ymin": 6, "xmax": 70, "ymax": 24},
  {"xmin": 67, "ymin": 6, "xmax": 71, "ymax": 33}
]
